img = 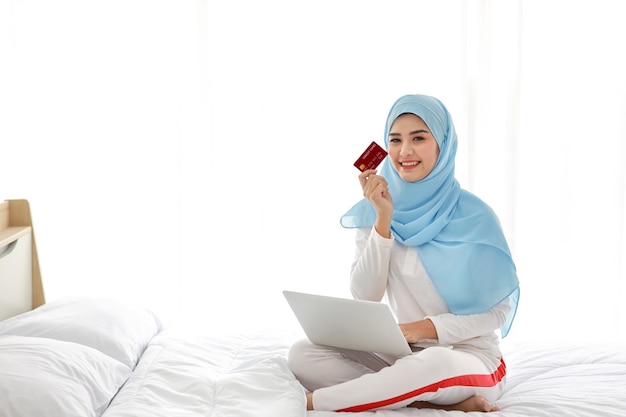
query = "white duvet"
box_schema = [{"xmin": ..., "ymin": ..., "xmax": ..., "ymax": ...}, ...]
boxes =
[
  {"xmin": 116, "ymin": 333, "xmax": 626, "ymax": 417},
  {"xmin": 1, "ymin": 298, "xmax": 626, "ymax": 417},
  {"xmin": 103, "ymin": 330, "xmax": 306, "ymax": 417}
]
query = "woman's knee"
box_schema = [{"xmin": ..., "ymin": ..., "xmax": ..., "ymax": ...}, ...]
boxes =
[{"xmin": 287, "ymin": 338, "xmax": 315, "ymax": 375}]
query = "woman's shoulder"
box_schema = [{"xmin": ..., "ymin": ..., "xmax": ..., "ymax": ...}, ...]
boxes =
[
  {"xmin": 454, "ymin": 189, "xmax": 504, "ymax": 231},
  {"xmin": 457, "ymin": 189, "xmax": 497, "ymax": 215},
  {"xmin": 451, "ymin": 190, "xmax": 512, "ymax": 254}
]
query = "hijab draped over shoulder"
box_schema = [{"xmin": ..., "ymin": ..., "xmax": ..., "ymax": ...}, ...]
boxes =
[{"xmin": 340, "ymin": 94, "xmax": 519, "ymax": 337}]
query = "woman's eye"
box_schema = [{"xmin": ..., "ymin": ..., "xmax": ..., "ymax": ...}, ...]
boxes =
[
  {"xmin": 389, "ymin": 138, "xmax": 400, "ymax": 143},
  {"xmin": 413, "ymin": 136, "xmax": 425, "ymax": 141}
]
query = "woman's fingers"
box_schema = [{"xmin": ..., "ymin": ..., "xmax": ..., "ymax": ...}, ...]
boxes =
[
  {"xmin": 364, "ymin": 177, "xmax": 388, "ymax": 198},
  {"xmin": 364, "ymin": 180, "xmax": 387, "ymax": 200},
  {"xmin": 359, "ymin": 170, "xmax": 392, "ymax": 214},
  {"xmin": 358, "ymin": 169, "xmax": 377, "ymax": 189}
]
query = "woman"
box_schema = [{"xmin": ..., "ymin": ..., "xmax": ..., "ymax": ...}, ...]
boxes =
[{"xmin": 288, "ymin": 94, "xmax": 520, "ymax": 412}]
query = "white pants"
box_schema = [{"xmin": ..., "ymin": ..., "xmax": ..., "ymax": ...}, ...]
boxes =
[{"xmin": 288, "ymin": 339, "xmax": 506, "ymax": 412}]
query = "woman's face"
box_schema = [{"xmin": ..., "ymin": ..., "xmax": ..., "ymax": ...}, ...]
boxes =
[{"xmin": 388, "ymin": 113, "xmax": 440, "ymax": 182}]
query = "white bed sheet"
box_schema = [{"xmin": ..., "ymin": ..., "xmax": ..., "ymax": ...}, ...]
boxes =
[
  {"xmin": 102, "ymin": 329, "xmax": 306, "ymax": 417},
  {"xmin": 103, "ymin": 327, "xmax": 626, "ymax": 417},
  {"xmin": 3, "ymin": 297, "xmax": 625, "ymax": 417}
]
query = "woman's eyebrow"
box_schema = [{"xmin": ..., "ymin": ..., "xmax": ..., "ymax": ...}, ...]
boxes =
[{"xmin": 389, "ymin": 129, "xmax": 429, "ymax": 136}]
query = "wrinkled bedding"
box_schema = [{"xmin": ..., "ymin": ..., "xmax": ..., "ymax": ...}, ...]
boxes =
[
  {"xmin": 1, "ymin": 298, "xmax": 625, "ymax": 417},
  {"xmin": 0, "ymin": 298, "xmax": 305, "ymax": 417},
  {"xmin": 103, "ymin": 330, "xmax": 305, "ymax": 417}
]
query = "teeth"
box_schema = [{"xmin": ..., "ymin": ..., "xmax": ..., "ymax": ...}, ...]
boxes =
[{"xmin": 401, "ymin": 162, "xmax": 419, "ymax": 166}]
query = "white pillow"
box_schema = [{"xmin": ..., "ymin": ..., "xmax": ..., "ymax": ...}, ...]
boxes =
[
  {"xmin": 0, "ymin": 297, "xmax": 162, "ymax": 369},
  {"xmin": 0, "ymin": 335, "xmax": 131, "ymax": 417}
]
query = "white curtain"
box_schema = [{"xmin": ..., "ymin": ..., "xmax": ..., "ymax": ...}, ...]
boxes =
[
  {"xmin": 1, "ymin": 0, "xmax": 624, "ymax": 342},
  {"xmin": 514, "ymin": 1, "xmax": 626, "ymax": 342}
]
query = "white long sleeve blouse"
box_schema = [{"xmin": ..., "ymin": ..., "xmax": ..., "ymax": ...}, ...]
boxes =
[{"xmin": 349, "ymin": 227, "xmax": 510, "ymax": 359}]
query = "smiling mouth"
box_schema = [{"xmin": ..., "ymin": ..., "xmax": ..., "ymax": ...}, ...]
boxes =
[{"xmin": 400, "ymin": 161, "xmax": 420, "ymax": 167}]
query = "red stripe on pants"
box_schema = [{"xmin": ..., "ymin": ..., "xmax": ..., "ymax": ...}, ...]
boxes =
[{"xmin": 337, "ymin": 358, "xmax": 507, "ymax": 412}]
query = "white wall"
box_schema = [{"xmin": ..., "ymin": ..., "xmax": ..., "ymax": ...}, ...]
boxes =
[{"xmin": 2, "ymin": 0, "xmax": 625, "ymax": 341}]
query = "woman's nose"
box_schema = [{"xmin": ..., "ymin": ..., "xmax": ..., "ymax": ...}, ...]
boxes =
[{"xmin": 400, "ymin": 142, "xmax": 413, "ymax": 156}]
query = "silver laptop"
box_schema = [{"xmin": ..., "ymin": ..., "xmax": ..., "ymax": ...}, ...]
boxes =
[{"xmin": 283, "ymin": 290, "xmax": 416, "ymax": 357}]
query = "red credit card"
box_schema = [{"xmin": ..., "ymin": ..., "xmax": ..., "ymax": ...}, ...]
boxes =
[{"xmin": 353, "ymin": 141, "xmax": 388, "ymax": 172}]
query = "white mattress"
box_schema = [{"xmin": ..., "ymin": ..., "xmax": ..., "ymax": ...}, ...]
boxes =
[{"xmin": 1, "ymin": 298, "xmax": 625, "ymax": 417}]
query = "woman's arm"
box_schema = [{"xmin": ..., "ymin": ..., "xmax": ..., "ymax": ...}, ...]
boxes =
[
  {"xmin": 349, "ymin": 227, "xmax": 393, "ymax": 302},
  {"xmin": 349, "ymin": 169, "xmax": 395, "ymax": 301},
  {"xmin": 400, "ymin": 299, "xmax": 511, "ymax": 345}
]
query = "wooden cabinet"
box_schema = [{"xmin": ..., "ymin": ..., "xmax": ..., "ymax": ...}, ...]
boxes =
[{"xmin": 0, "ymin": 200, "xmax": 45, "ymax": 320}]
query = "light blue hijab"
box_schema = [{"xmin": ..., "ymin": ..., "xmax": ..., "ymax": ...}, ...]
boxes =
[{"xmin": 340, "ymin": 94, "xmax": 519, "ymax": 337}]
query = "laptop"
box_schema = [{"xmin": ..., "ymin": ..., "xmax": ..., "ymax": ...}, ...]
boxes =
[{"xmin": 283, "ymin": 290, "xmax": 419, "ymax": 357}]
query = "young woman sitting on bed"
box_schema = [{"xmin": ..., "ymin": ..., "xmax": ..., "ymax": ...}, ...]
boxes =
[{"xmin": 288, "ymin": 94, "xmax": 520, "ymax": 412}]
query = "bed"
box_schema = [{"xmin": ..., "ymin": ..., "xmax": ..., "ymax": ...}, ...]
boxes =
[{"xmin": 1, "ymin": 199, "xmax": 626, "ymax": 417}]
